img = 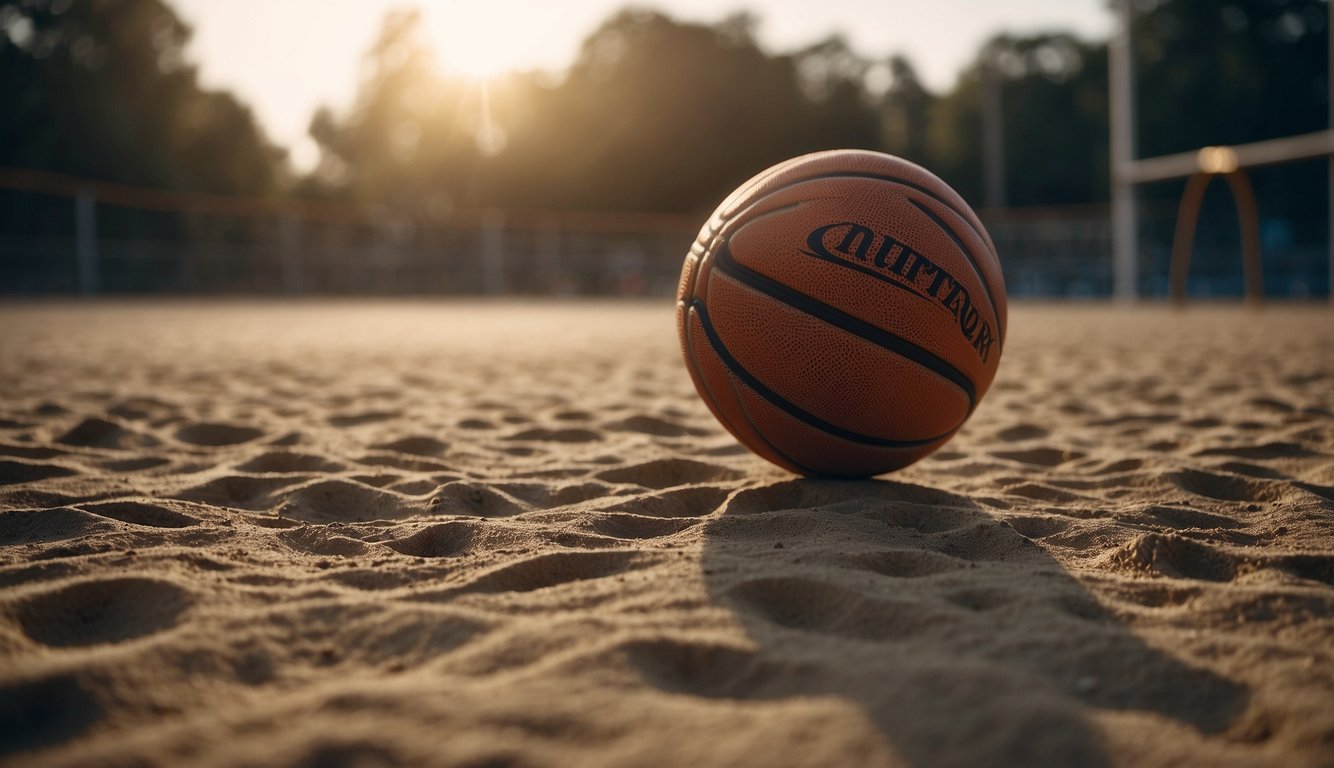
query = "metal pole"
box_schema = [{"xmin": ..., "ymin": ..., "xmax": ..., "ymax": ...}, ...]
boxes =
[
  {"xmin": 279, "ymin": 213, "xmax": 303, "ymax": 295},
  {"xmin": 981, "ymin": 47, "xmax": 1006, "ymax": 209},
  {"xmin": 1328, "ymin": 1, "xmax": 1333, "ymax": 303},
  {"xmin": 75, "ymin": 187, "xmax": 99, "ymax": 294},
  {"xmin": 1109, "ymin": 0, "xmax": 1137, "ymax": 302},
  {"xmin": 537, "ymin": 214, "xmax": 561, "ymax": 294},
  {"xmin": 1224, "ymin": 170, "xmax": 1264, "ymax": 305},
  {"xmin": 482, "ymin": 210, "xmax": 505, "ymax": 295},
  {"xmin": 1169, "ymin": 172, "xmax": 1211, "ymax": 304}
]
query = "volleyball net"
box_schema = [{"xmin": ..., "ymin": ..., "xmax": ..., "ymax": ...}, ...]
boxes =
[{"xmin": 1108, "ymin": 0, "xmax": 1333, "ymax": 303}]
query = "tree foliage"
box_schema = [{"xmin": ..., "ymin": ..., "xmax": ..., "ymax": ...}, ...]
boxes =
[
  {"xmin": 1, "ymin": 0, "xmax": 1327, "ymax": 216},
  {"xmin": 0, "ymin": 0, "xmax": 281, "ymax": 195}
]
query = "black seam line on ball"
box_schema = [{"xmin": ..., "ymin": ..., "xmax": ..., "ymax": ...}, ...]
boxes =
[
  {"xmin": 684, "ymin": 303, "xmax": 822, "ymax": 476},
  {"xmin": 712, "ymin": 242, "xmax": 978, "ymax": 412},
  {"xmin": 723, "ymin": 170, "xmax": 994, "ymax": 261},
  {"xmin": 706, "ymin": 170, "xmax": 1003, "ymax": 346},
  {"xmin": 905, "ymin": 197, "xmax": 1005, "ymax": 346},
  {"xmin": 689, "ymin": 299, "xmax": 956, "ymax": 449}
]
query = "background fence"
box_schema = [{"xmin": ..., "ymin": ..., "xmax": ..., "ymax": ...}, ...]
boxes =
[{"xmin": 1, "ymin": 169, "xmax": 1328, "ymax": 298}]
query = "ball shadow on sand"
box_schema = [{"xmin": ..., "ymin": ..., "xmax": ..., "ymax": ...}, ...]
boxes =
[{"xmin": 689, "ymin": 478, "xmax": 1249, "ymax": 766}]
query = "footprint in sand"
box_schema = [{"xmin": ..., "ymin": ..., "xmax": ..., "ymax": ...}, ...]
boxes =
[
  {"xmin": 995, "ymin": 423, "xmax": 1049, "ymax": 442},
  {"xmin": 384, "ymin": 521, "xmax": 480, "ymax": 558},
  {"xmin": 345, "ymin": 473, "xmax": 405, "ymax": 489},
  {"xmin": 14, "ymin": 577, "xmax": 192, "ymax": 648},
  {"xmin": 1002, "ymin": 514, "xmax": 1073, "ymax": 540},
  {"xmin": 0, "ymin": 459, "xmax": 76, "ymax": 486},
  {"xmin": 1090, "ymin": 457, "xmax": 1144, "ymax": 474},
  {"xmin": 57, "ymin": 418, "xmax": 160, "ymax": 450},
  {"xmin": 0, "ymin": 507, "xmax": 119, "ymax": 546},
  {"xmin": 596, "ymin": 458, "xmax": 743, "ymax": 490},
  {"xmin": 277, "ymin": 526, "xmax": 372, "ymax": 557},
  {"xmin": 723, "ymin": 479, "xmax": 971, "ymax": 521},
  {"xmin": 1002, "ymin": 482, "xmax": 1089, "ymax": 504},
  {"xmin": 0, "ymin": 444, "xmax": 67, "ymax": 460},
  {"xmin": 387, "ymin": 478, "xmax": 439, "ymax": 496},
  {"xmin": 176, "ymin": 474, "xmax": 305, "ymax": 510},
  {"xmin": 990, "ymin": 447, "xmax": 1085, "ymax": 467},
  {"xmin": 499, "ymin": 445, "xmax": 542, "ymax": 458},
  {"xmin": 618, "ymin": 638, "xmax": 804, "ymax": 700},
  {"xmin": 354, "ymin": 453, "xmax": 452, "ymax": 473},
  {"xmin": 725, "ymin": 576, "xmax": 946, "ymax": 642},
  {"xmin": 371, "ymin": 436, "xmax": 449, "ymax": 456},
  {"xmin": 1164, "ymin": 468, "xmax": 1274, "ymax": 502},
  {"xmin": 585, "ymin": 513, "xmax": 702, "ymax": 540},
  {"xmin": 430, "ymin": 481, "xmax": 526, "ymax": 518},
  {"xmin": 1107, "ymin": 532, "xmax": 1241, "ymax": 582},
  {"xmin": 603, "ymin": 415, "xmax": 707, "ymax": 438},
  {"xmin": 688, "ymin": 442, "xmax": 751, "ymax": 458},
  {"xmin": 603, "ymin": 486, "xmax": 730, "ymax": 518},
  {"xmin": 944, "ymin": 587, "xmax": 1020, "ymax": 612},
  {"xmin": 236, "ymin": 451, "xmax": 345, "ymax": 473},
  {"xmin": 78, "ymin": 499, "xmax": 201, "ymax": 529},
  {"xmin": 1195, "ymin": 442, "xmax": 1321, "ymax": 460},
  {"xmin": 175, "ymin": 422, "xmax": 264, "ymax": 447},
  {"xmin": 0, "ymin": 674, "xmax": 102, "ymax": 757},
  {"xmin": 445, "ymin": 550, "xmax": 646, "ymax": 596},
  {"xmin": 278, "ymin": 478, "xmax": 421, "ymax": 524},
  {"xmin": 504, "ymin": 427, "xmax": 602, "ymax": 443},
  {"xmin": 106, "ymin": 397, "xmax": 178, "ymax": 422},
  {"xmin": 97, "ymin": 456, "xmax": 172, "ymax": 472},
  {"xmin": 849, "ymin": 549, "xmax": 971, "ymax": 579},
  {"xmin": 1136, "ymin": 503, "xmax": 1243, "ymax": 530},
  {"xmin": 327, "ymin": 411, "xmax": 399, "ymax": 428},
  {"xmin": 492, "ymin": 481, "xmax": 612, "ymax": 509},
  {"xmin": 1216, "ymin": 461, "xmax": 1288, "ymax": 479},
  {"xmin": 551, "ymin": 409, "xmax": 594, "ymax": 422}
]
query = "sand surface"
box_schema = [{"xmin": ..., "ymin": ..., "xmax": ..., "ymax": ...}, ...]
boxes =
[{"xmin": 1, "ymin": 300, "xmax": 1332, "ymax": 767}]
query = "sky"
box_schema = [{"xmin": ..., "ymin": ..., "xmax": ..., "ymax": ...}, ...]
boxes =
[{"xmin": 172, "ymin": 0, "xmax": 1112, "ymax": 170}]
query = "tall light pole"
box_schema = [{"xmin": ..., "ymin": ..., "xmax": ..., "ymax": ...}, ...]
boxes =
[
  {"xmin": 981, "ymin": 43, "xmax": 1006, "ymax": 210},
  {"xmin": 1109, "ymin": 0, "xmax": 1137, "ymax": 302}
]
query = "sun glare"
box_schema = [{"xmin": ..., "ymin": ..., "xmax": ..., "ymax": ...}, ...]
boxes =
[
  {"xmin": 427, "ymin": 1, "xmax": 541, "ymax": 81},
  {"xmin": 441, "ymin": 38, "xmax": 515, "ymax": 80}
]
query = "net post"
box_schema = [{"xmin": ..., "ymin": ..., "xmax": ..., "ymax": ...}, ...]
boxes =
[
  {"xmin": 75, "ymin": 187, "xmax": 99, "ymax": 295},
  {"xmin": 537, "ymin": 214, "xmax": 561, "ymax": 295},
  {"xmin": 279, "ymin": 212, "xmax": 303, "ymax": 295},
  {"xmin": 1169, "ymin": 172, "xmax": 1211, "ymax": 304},
  {"xmin": 482, "ymin": 209, "xmax": 505, "ymax": 295},
  {"xmin": 981, "ymin": 45, "xmax": 1006, "ymax": 209},
  {"xmin": 1109, "ymin": 0, "xmax": 1137, "ymax": 303}
]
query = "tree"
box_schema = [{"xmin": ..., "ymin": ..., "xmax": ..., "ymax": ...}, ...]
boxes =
[
  {"xmin": 0, "ymin": 0, "xmax": 280, "ymax": 195},
  {"xmin": 880, "ymin": 56, "xmax": 935, "ymax": 165},
  {"xmin": 1130, "ymin": 0, "xmax": 1328, "ymax": 229},
  {"xmin": 311, "ymin": 9, "xmax": 887, "ymax": 214},
  {"xmin": 502, "ymin": 9, "xmax": 830, "ymax": 212},
  {"xmin": 1132, "ymin": 0, "xmax": 1327, "ymax": 158}
]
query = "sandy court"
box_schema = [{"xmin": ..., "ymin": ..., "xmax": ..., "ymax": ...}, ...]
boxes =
[{"xmin": 1, "ymin": 300, "xmax": 1332, "ymax": 767}]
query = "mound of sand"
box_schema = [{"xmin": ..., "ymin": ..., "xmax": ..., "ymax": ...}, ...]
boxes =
[{"xmin": 1, "ymin": 301, "xmax": 1331, "ymax": 767}]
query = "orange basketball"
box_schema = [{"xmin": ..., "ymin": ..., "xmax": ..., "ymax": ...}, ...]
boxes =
[{"xmin": 676, "ymin": 149, "xmax": 1007, "ymax": 477}]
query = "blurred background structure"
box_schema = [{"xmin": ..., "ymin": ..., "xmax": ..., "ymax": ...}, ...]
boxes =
[{"xmin": 0, "ymin": 0, "xmax": 1329, "ymax": 299}]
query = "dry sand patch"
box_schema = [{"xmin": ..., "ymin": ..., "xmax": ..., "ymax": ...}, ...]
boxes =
[{"xmin": 1, "ymin": 301, "xmax": 1332, "ymax": 767}]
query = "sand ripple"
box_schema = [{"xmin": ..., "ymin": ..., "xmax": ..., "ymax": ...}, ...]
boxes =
[{"xmin": 0, "ymin": 302, "xmax": 1331, "ymax": 767}]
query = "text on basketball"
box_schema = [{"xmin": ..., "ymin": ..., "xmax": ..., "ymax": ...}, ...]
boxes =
[{"xmin": 801, "ymin": 222, "xmax": 995, "ymax": 363}]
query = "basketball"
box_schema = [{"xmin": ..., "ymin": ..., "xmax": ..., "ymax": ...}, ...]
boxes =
[{"xmin": 676, "ymin": 149, "xmax": 1007, "ymax": 477}]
